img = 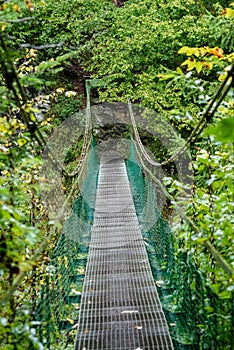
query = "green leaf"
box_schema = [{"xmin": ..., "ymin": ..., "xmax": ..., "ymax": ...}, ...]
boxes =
[
  {"xmin": 204, "ymin": 306, "xmax": 214, "ymax": 313},
  {"xmin": 207, "ymin": 118, "xmax": 234, "ymax": 142}
]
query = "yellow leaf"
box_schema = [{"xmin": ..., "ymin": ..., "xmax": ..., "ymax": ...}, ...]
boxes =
[
  {"xmin": 195, "ymin": 61, "xmax": 203, "ymax": 74},
  {"xmin": 226, "ymin": 53, "xmax": 234, "ymax": 62},
  {"xmin": 0, "ymin": 4, "xmax": 8, "ymax": 10},
  {"xmin": 23, "ymin": 104, "xmax": 31, "ymax": 113},
  {"xmin": 181, "ymin": 58, "xmax": 197, "ymax": 71},
  {"xmin": 199, "ymin": 47, "xmax": 209, "ymax": 57},
  {"xmin": 178, "ymin": 46, "xmax": 199, "ymax": 57},
  {"xmin": 29, "ymin": 113, "xmax": 36, "ymax": 122},
  {"xmin": 203, "ymin": 62, "xmax": 213, "ymax": 70},
  {"xmin": 29, "ymin": 49, "xmax": 37, "ymax": 58},
  {"xmin": 13, "ymin": 4, "xmax": 20, "ymax": 12},
  {"xmin": 1, "ymin": 23, "xmax": 7, "ymax": 31},
  {"xmin": 178, "ymin": 46, "xmax": 190, "ymax": 55},
  {"xmin": 222, "ymin": 8, "xmax": 234, "ymax": 18},
  {"xmin": 193, "ymin": 48, "xmax": 200, "ymax": 57},
  {"xmin": 17, "ymin": 138, "xmax": 27, "ymax": 147},
  {"xmin": 181, "ymin": 59, "xmax": 191, "ymax": 67},
  {"xmin": 56, "ymin": 88, "xmax": 65, "ymax": 93},
  {"xmin": 66, "ymin": 318, "xmax": 75, "ymax": 325},
  {"xmin": 218, "ymin": 73, "xmax": 227, "ymax": 82}
]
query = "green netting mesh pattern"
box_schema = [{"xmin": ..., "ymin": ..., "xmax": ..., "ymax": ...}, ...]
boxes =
[
  {"xmin": 34, "ymin": 143, "xmax": 99, "ymax": 349},
  {"xmin": 126, "ymin": 140, "xmax": 233, "ymax": 350}
]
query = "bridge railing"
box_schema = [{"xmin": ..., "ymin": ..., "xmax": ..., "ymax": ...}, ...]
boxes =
[
  {"xmin": 32, "ymin": 141, "xmax": 99, "ymax": 349},
  {"xmin": 126, "ymin": 137, "xmax": 233, "ymax": 350}
]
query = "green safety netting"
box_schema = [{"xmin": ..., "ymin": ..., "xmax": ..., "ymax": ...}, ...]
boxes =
[
  {"xmin": 33, "ymin": 142, "xmax": 99, "ymax": 349},
  {"xmin": 126, "ymin": 139, "xmax": 233, "ymax": 350}
]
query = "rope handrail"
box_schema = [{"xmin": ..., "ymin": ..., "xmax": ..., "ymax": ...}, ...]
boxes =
[
  {"xmin": 67, "ymin": 109, "xmax": 92, "ymax": 177},
  {"xmin": 128, "ymin": 99, "xmax": 161, "ymax": 167},
  {"xmin": 67, "ymin": 78, "xmax": 100, "ymax": 177},
  {"xmin": 128, "ymin": 64, "xmax": 234, "ymax": 167},
  {"xmin": 131, "ymin": 138, "xmax": 234, "ymax": 277}
]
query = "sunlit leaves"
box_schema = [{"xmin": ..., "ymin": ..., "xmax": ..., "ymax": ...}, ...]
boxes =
[
  {"xmin": 221, "ymin": 7, "xmax": 234, "ymax": 19},
  {"xmin": 178, "ymin": 46, "xmax": 209, "ymax": 57},
  {"xmin": 181, "ymin": 58, "xmax": 206, "ymax": 73},
  {"xmin": 178, "ymin": 45, "xmax": 233, "ymax": 74}
]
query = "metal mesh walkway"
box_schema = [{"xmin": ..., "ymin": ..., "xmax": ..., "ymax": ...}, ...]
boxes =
[{"xmin": 75, "ymin": 152, "xmax": 174, "ymax": 350}]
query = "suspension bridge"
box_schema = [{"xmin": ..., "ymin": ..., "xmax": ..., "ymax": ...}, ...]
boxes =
[{"xmin": 34, "ymin": 79, "xmax": 233, "ymax": 350}]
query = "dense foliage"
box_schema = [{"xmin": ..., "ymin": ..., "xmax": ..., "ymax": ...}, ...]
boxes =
[{"xmin": 0, "ymin": 0, "xmax": 233, "ymax": 349}]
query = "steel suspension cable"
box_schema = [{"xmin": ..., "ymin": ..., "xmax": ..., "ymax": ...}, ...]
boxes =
[{"xmin": 68, "ymin": 85, "xmax": 93, "ymax": 177}]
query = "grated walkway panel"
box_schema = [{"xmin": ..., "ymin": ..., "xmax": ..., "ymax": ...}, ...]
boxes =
[{"xmin": 75, "ymin": 153, "xmax": 174, "ymax": 350}]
